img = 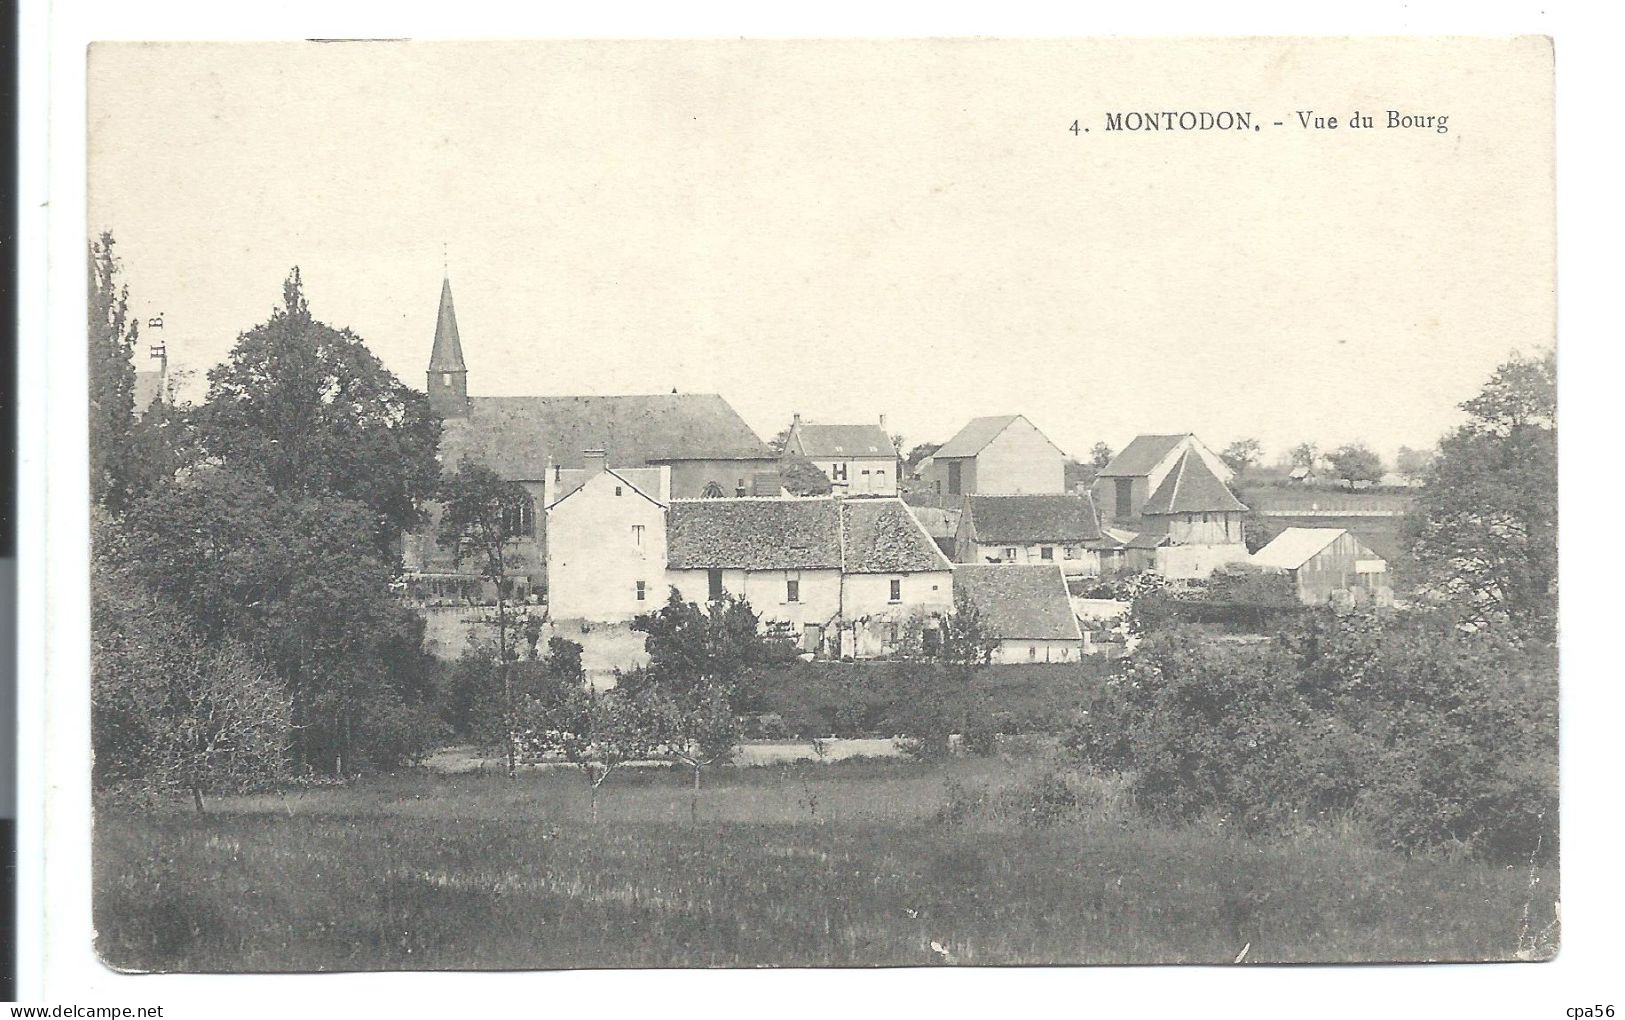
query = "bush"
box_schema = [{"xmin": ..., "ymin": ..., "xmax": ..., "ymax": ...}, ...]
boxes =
[{"xmin": 1068, "ymin": 610, "xmax": 1556, "ymax": 863}]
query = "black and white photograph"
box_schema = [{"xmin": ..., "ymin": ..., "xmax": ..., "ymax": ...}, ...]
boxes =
[{"xmin": 73, "ymin": 35, "xmax": 1561, "ymax": 977}]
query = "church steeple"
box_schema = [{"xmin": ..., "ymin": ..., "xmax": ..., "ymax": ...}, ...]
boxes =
[{"xmin": 427, "ymin": 274, "xmax": 469, "ymax": 418}]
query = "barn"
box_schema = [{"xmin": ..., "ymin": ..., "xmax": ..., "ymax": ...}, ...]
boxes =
[{"xmin": 1250, "ymin": 527, "xmax": 1393, "ymax": 606}]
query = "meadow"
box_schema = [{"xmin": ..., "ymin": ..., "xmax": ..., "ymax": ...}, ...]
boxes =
[{"xmin": 94, "ymin": 753, "xmax": 1558, "ymax": 971}]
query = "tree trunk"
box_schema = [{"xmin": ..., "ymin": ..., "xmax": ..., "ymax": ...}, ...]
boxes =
[
  {"xmin": 589, "ymin": 779, "xmax": 599, "ymax": 824},
  {"xmin": 192, "ymin": 785, "xmax": 205, "ymax": 815},
  {"xmin": 690, "ymin": 764, "xmax": 701, "ymax": 826}
]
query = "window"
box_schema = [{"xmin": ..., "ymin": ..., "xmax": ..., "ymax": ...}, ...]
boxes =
[
  {"xmin": 736, "ymin": 479, "xmax": 747, "ymax": 497},
  {"xmin": 631, "ymin": 524, "xmax": 644, "ymax": 548},
  {"xmin": 1202, "ymin": 512, "xmax": 1210, "ymax": 524},
  {"xmin": 786, "ymin": 571, "xmax": 800, "ymax": 603},
  {"xmin": 1063, "ymin": 546, "xmax": 1076, "ymax": 559},
  {"xmin": 922, "ymin": 627, "xmax": 942, "ymax": 656},
  {"xmin": 889, "ymin": 578, "xmax": 902, "ymax": 603},
  {"xmin": 933, "ymin": 480, "xmax": 942, "ymax": 494},
  {"xmin": 1040, "ymin": 546, "xmax": 1054, "ymax": 561},
  {"xmin": 702, "ymin": 482, "xmax": 724, "ymax": 498},
  {"xmin": 1029, "ymin": 645, "xmax": 1037, "ymax": 661},
  {"xmin": 1003, "ymin": 547, "xmax": 1016, "ymax": 561},
  {"xmin": 635, "ymin": 580, "xmax": 647, "ymax": 601},
  {"xmin": 503, "ymin": 496, "xmax": 535, "ymax": 537},
  {"xmin": 615, "ymin": 485, "xmax": 623, "ymax": 496},
  {"xmin": 441, "ymin": 372, "xmax": 452, "ymax": 384},
  {"xmin": 948, "ymin": 461, "xmax": 962, "ymax": 495},
  {"xmin": 1115, "ymin": 478, "xmax": 1133, "ymax": 518},
  {"xmin": 708, "ymin": 569, "xmax": 724, "ymax": 600},
  {"xmin": 886, "ymin": 623, "xmax": 899, "ymax": 647},
  {"xmin": 832, "ymin": 463, "xmax": 848, "ymax": 482}
]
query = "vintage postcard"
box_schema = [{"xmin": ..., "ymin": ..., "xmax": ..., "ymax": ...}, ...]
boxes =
[{"xmin": 83, "ymin": 37, "xmax": 1556, "ymax": 970}]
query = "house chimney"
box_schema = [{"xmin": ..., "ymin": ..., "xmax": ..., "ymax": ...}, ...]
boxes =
[
  {"xmin": 584, "ymin": 449, "xmax": 607, "ymax": 477},
  {"xmin": 879, "ymin": 413, "xmax": 887, "ymax": 429},
  {"xmin": 792, "ymin": 413, "xmax": 801, "ymax": 426}
]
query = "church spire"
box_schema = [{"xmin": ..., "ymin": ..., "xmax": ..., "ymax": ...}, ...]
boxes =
[{"xmin": 427, "ymin": 274, "xmax": 469, "ymax": 417}]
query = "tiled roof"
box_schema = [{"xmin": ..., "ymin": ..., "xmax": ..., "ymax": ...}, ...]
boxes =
[
  {"xmin": 841, "ymin": 498, "xmax": 953, "ymax": 573},
  {"xmin": 664, "ymin": 497, "xmax": 950, "ymax": 574},
  {"xmin": 428, "ymin": 277, "xmax": 467, "ymax": 373},
  {"xmin": 1096, "ymin": 434, "xmax": 1188, "ymax": 478},
  {"xmin": 932, "ymin": 415, "xmax": 1022, "ymax": 459},
  {"xmin": 964, "ymin": 493, "xmax": 1102, "ymax": 544},
  {"xmin": 1139, "ymin": 449, "xmax": 1248, "ymax": 515},
  {"xmin": 438, "ymin": 393, "xmax": 774, "ymax": 480},
  {"xmin": 792, "ymin": 422, "xmax": 897, "ymax": 459},
  {"xmin": 666, "ymin": 498, "xmax": 842, "ymax": 570},
  {"xmin": 955, "ymin": 564, "xmax": 1083, "ymax": 641}
]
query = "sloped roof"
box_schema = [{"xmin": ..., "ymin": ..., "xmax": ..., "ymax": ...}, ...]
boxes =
[
  {"xmin": 964, "ymin": 493, "xmax": 1102, "ymax": 544},
  {"xmin": 1252, "ymin": 528, "xmax": 1368, "ymax": 570},
  {"xmin": 955, "ymin": 564, "xmax": 1083, "ymax": 641},
  {"xmin": 932, "ymin": 415, "xmax": 1022, "ymax": 459},
  {"xmin": 1139, "ymin": 449, "xmax": 1248, "ymax": 515},
  {"xmin": 438, "ymin": 394, "xmax": 774, "ymax": 480},
  {"xmin": 428, "ymin": 277, "xmax": 467, "ymax": 373},
  {"xmin": 547, "ymin": 466, "xmax": 668, "ymax": 507},
  {"xmin": 841, "ymin": 499, "xmax": 953, "ymax": 573},
  {"xmin": 666, "ymin": 498, "xmax": 842, "ymax": 570},
  {"xmin": 1096, "ymin": 434, "xmax": 1189, "ymax": 478},
  {"xmin": 793, "ymin": 422, "xmax": 897, "ymax": 459},
  {"xmin": 664, "ymin": 497, "xmax": 950, "ymax": 573}
]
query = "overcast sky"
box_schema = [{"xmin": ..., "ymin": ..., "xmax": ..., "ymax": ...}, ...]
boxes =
[{"xmin": 87, "ymin": 38, "xmax": 1553, "ymax": 463}]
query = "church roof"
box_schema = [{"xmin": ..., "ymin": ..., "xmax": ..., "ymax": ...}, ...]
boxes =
[
  {"xmin": 428, "ymin": 277, "xmax": 466, "ymax": 373},
  {"xmin": 438, "ymin": 393, "xmax": 774, "ymax": 480}
]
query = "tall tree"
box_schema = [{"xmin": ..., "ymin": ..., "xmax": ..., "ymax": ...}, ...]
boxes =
[
  {"xmin": 1287, "ymin": 442, "xmax": 1319, "ymax": 471},
  {"xmin": 1328, "ymin": 443, "xmax": 1385, "ymax": 488},
  {"xmin": 436, "ymin": 458, "xmax": 535, "ymax": 776},
  {"xmin": 88, "ymin": 232, "xmax": 140, "ymax": 512},
  {"xmin": 196, "ymin": 268, "xmax": 442, "ymax": 546},
  {"xmin": 1410, "ymin": 349, "xmax": 1556, "ymax": 638},
  {"xmin": 1220, "ymin": 438, "xmax": 1264, "ymax": 478},
  {"xmin": 1089, "ymin": 442, "xmax": 1115, "ymax": 469},
  {"xmin": 1395, "ymin": 445, "xmax": 1436, "ymax": 485}
]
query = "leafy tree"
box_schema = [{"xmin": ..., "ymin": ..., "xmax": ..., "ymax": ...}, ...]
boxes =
[
  {"xmin": 1287, "ymin": 442, "xmax": 1319, "ymax": 471},
  {"xmin": 544, "ymin": 636, "xmax": 585, "ymax": 683},
  {"xmin": 436, "ymin": 458, "xmax": 535, "ymax": 777},
  {"xmin": 779, "ymin": 450, "xmax": 833, "ymax": 496},
  {"xmin": 1070, "ymin": 610, "xmax": 1555, "ymax": 862},
  {"xmin": 1394, "ymin": 445, "xmax": 1435, "ymax": 484},
  {"xmin": 92, "ymin": 545, "xmax": 290, "ymax": 810},
  {"xmin": 195, "ymin": 268, "xmax": 442, "ymax": 546},
  {"xmin": 631, "ymin": 588, "xmax": 768, "ymax": 711},
  {"xmin": 903, "ymin": 586, "xmax": 997, "ymax": 758},
  {"xmin": 1089, "ymin": 442, "xmax": 1115, "ymax": 470},
  {"xmin": 88, "ymin": 232, "xmax": 141, "ymax": 512},
  {"xmin": 528, "ymin": 685, "xmax": 661, "ymax": 823},
  {"xmin": 767, "ymin": 425, "xmax": 792, "ymax": 455},
  {"xmin": 1220, "ymin": 438, "xmax": 1264, "ymax": 478},
  {"xmin": 119, "ymin": 467, "xmax": 436, "ymax": 774},
  {"xmin": 905, "ymin": 442, "xmax": 941, "ymax": 473},
  {"xmin": 1409, "ymin": 349, "xmax": 1557, "ymax": 638},
  {"xmin": 1327, "ymin": 443, "xmax": 1385, "ymax": 488},
  {"xmin": 646, "ymin": 682, "xmax": 741, "ymax": 825}
]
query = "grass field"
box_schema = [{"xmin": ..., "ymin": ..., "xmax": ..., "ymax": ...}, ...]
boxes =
[{"xmin": 94, "ymin": 755, "xmax": 1558, "ymax": 971}]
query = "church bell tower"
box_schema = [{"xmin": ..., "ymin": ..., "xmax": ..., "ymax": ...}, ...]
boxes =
[{"xmin": 427, "ymin": 275, "xmax": 469, "ymax": 418}]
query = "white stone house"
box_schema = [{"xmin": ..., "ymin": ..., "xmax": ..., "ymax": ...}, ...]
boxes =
[
  {"xmin": 544, "ymin": 452, "xmax": 670, "ymax": 623},
  {"xmin": 664, "ymin": 496, "xmax": 954, "ymax": 658},
  {"xmin": 783, "ymin": 414, "xmax": 900, "ymax": 495}
]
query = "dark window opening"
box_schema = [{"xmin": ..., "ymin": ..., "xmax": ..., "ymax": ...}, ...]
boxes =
[
  {"xmin": 948, "ymin": 461, "xmax": 962, "ymax": 495},
  {"xmin": 1115, "ymin": 478, "xmax": 1133, "ymax": 518},
  {"xmin": 708, "ymin": 568, "xmax": 724, "ymax": 600}
]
